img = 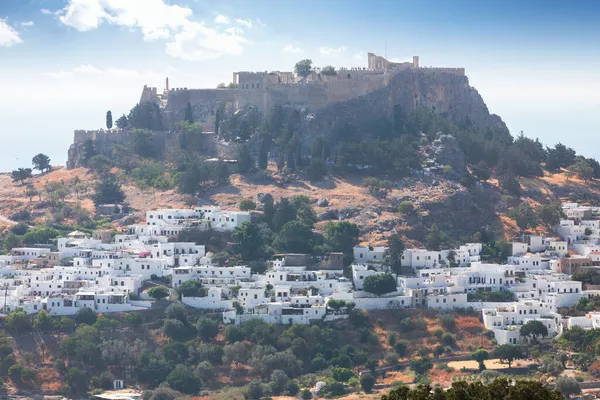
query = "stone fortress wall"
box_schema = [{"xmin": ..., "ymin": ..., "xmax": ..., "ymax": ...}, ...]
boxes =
[{"xmin": 73, "ymin": 53, "xmax": 465, "ymax": 143}]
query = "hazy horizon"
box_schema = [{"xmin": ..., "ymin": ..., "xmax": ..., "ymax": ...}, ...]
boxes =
[{"xmin": 1, "ymin": 0, "xmax": 599, "ymax": 172}]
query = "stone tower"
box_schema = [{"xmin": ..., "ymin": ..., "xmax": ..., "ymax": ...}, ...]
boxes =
[
  {"xmin": 413, "ymin": 56, "xmax": 419, "ymax": 68},
  {"xmin": 166, "ymin": 77, "xmax": 169, "ymax": 91}
]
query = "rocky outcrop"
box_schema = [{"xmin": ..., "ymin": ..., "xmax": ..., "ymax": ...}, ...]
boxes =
[
  {"xmin": 430, "ymin": 134, "xmax": 465, "ymax": 174},
  {"xmin": 68, "ymin": 69, "xmax": 508, "ymax": 169},
  {"xmin": 302, "ymin": 70, "xmax": 509, "ymax": 141}
]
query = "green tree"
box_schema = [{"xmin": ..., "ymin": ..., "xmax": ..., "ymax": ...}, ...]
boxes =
[
  {"xmin": 385, "ymin": 234, "xmax": 405, "ymax": 274},
  {"xmin": 124, "ymin": 312, "xmax": 143, "ymax": 328},
  {"xmin": 166, "ymin": 364, "xmax": 201, "ymax": 394},
  {"xmin": 363, "ymin": 177, "xmax": 393, "ymax": 198},
  {"xmin": 224, "ymin": 325, "xmax": 244, "ymax": 343},
  {"xmin": 294, "ymin": 59, "xmax": 313, "ymax": 78},
  {"xmin": 520, "ymin": 320, "xmax": 548, "ymax": 341},
  {"xmin": 24, "ymin": 185, "xmax": 38, "ymax": 202},
  {"xmin": 106, "ymin": 110, "xmax": 113, "ymax": 129},
  {"xmin": 546, "ymin": 143, "xmax": 576, "ymax": 172},
  {"xmin": 426, "ymin": 224, "xmax": 448, "ymax": 251},
  {"xmin": 148, "ymin": 286, "xmax": 169, "ymax": 300},
  {"xmin": 4, "ymin": 233, "xmax": 22, "ymax": 251},
  {"xmin": 177, "ymin": 121, "xmax": 204, "ymax": 153},
  {"xmin": 194, "ymin": 361, "xmax": 215, "ymax": 383},
  {"xmin": 11, "ymin": 168, "xmax": 33, "ymax": 184},
  {"xmin": 323, "ymin": 221, "xmax": 360, "ymax": 255},
  {"xmin": 128, "ymin": 101, "xmax": 163, "ymax": 130},
  {"xmin": 472, "ymin": 348, "xmax": 489, "ymax": 371},
  {"xmin": 360, "ymin": 371, "xmax": 376, "ymax": 392},
  {"xmin": 175, "ymin": 280, "xmax": 207, "ymax": 299},
  {"xmin": 494, "ymin": 344, "xmax": 523, "ymax": 368},
  {"xmin": 273, "ymin": 221, "xmax": 314, "ymax": 254},
  {"xmin": 381, "ymin": 378, "xmax": 564, "ymax": 400},
  {"xmin": 233, "ymin": 222, "xmax": 264, "ymax": 260},
  {"xmin": 54, "ymin": 316, "xmax": 74, "ymax": 335},
  {"xmin": 568, "ymin": 159, "xmax": 594, "ymax": 181},
  {"xmin": 67, "ymin": 367, "xmax": 89, "ymax": 393},
  {"xmin": 472, "ymin": 161, "xmax": 491, "ymax": 181},
  {"xmin": 556, "ymin": 375, "xmax": 581, "ymax": 398},
  {"xmin": 223, "ymin": 341, "xmax": 251, "ymax": 367},
  {"xmin": 196, "ymin": 317, "xmax": 219, "ymax": 341},
  {"xmin": 215, "ymin": 107, "xmax": 221, "ymax": 134},
  {"xmin": 499, "ymin": 171, "xmax": 522, "ymax": 196},
  {"xmin": 33, "ymin": 310, "xmax": 53, "ymax": 332},
  {"xmin": 537, "ymin": 202, "xmax": 564, "ymax": 227},
  {"xmin": 32, "ymin": 153, "xmax": 51, "ymax": 173},
  {"xmin": 92, "ymin": 173, "xmax": 125, "ymax": 206},
  {"xmin": 258, "ymin": 131, "xmax": 271, "ymax": 170},
  {"xmin": 245, "ymin": 379, "xmax": 264, "ymax": 400},
  {"xmin": 363, "ymin": 274, "xmax": 397, "ymax": 296},
  {"xmin": 6, "ymin": 309, "xmax": 31, "ymax": 335},
  {"xmin": 115, "ymin": 114, "xmax": 129, "ymax": 130},
  {"xmin": 410, "ymin": 357, "xmax": 433, "ymax": 376},
  {"xmin": 239, "ymin": 199, "xmax": 256, "ymax": 211},
  {"xmin": 307, "ymin": 159, "xmax": 326, "ymax": 181},
  {"xmin": 270, "ymin": 369, "xmax": 289, "ymax": 395},
  {"xmin": 75, "ymin": 307, "xmax": 98, "ymax": 325},
  {"xmin": 184, "ymin": 102, "xmax": 194, "ymax": 123},
  {"xmin": 509, "ymin": 202, "xmax": 538, "ymax": 232},
  {"xmin": 236, "ymin": 144, "xmax": 255, "ymax": 173},
  {"xmin": 398, "ymin": 201, "xmax": 415, "ymax": 215}
]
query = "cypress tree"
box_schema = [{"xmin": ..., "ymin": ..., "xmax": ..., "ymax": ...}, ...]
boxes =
[
  {"xmin": 215, "ymin": 108, "xmax": 221, "ymax": 135},
  {"xmin": 184, "ymin": 102, "xmax": 194, "ymax": 123},
  {"xmin": 106, "ymin": 110, "xmax": 113, "ymax": 130}
]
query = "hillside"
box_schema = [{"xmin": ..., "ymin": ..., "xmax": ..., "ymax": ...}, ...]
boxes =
[
  {"xmin": 1, "ymin": 163, "xmax": 599, "ymax": 247},
  {"xmin": 0, "ymin": 308, "xmax": 493, "ymax": 398}
]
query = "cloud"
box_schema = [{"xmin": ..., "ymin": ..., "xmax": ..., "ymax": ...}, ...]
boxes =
[
  {"xmin": 283, "ymin": 44, "xmax": 303, "ymax": 54},
  {"xmin": 319, "ymin": 46, "xmax": 347, "ymax": 55},
  {"xmin": 50, "ymin": 0, "xmax": 252, "ymax": 60},
  {"xmin": 21, "ymin": 21, "xmax": 34, "ymax": 27},
  {"xmin": 235, "ymin": 18, "xmax": 253, "ymax": 28},
  {"xmin": 43, "ymin": 65, "xmax": 164, "ymax": 80},
  {"xmin": 214, "ymin": 14, "xmax": 229, "ymax": 24},
  {"xmin": 0, "ymin": 19, "xmax": 23, "ymax": 47},
  {"xmin": 58, "ymin": 0, "xmax": 108, "ymax": 31},
  {"xmin": 166, "ymin": 20, "xmax": 246, "ymax": 61},
  {"xmin": 41, "ymin": 9, "xmax": 54, "ymax": 15}
]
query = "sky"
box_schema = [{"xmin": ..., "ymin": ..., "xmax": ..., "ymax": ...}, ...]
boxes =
[{"xmin": 0, "ymin": 0, "xmax": 599, "ymax": 172}]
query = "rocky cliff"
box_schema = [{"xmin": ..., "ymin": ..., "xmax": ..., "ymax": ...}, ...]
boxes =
[
  {"xmin": 303, "ymin": 69, "xmax": 508, "ymax": 141},
  {"xmin": 67, "ymin": 69, "xmax": 507, "ymax": 169}
]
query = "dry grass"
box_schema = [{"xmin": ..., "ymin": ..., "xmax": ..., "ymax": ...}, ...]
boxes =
[{"xmin": 448, "ymin": 358, "xmax": 534, "ymax": 370}]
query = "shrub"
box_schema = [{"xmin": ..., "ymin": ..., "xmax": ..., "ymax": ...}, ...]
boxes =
[
  {"xmin": 332, "ymin": 367, "xmax": 356, "ymax": 382},
  {"xmin": 394, "ymin": 340, "xmax": 410, "ymax": 357},
  {"xmin": 417, "ymin": 346, "xmax": 430, "ymax": 357},
  {"xmin": 363, "ymin": 273, "xmax": 397, "ymax": 295},
  {"xmin": 239, "ymin": 199, "xmax": 256, "ymax": 211},
  {"xmin": 441, "ymin": 333, "xmax": 456, "ymax": 347},
  {"xmin": 360, "ymin": 372, "xmax": 376, "ymax": 393},
  {"xmin": 440, "ymin": 315, "xmax": 456, "ymax": 331},
  {"xmin": 398, "ymin": 201, "xmax": 415, "ymax": 215},
  {"xmin": 387, "ymin": 332, "xmax": 397, "ymax": 346},
  {"xmin": 301, "ymin": 388, "xmax": 312, "ymax": 399},
  {"xmin": 434, "ymin": 328, "xmax": 444, "ymax": 338},
  {"xmin": 384, "ymin": 352, "xmax": 398, "ymax": 366},
  {"xmin": 147, "ymin": 286, "xmax": 169, "ymax": 300}
]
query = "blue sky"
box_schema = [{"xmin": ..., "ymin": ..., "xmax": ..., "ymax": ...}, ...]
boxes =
[{"xmin": 0, "ymin": 0, "xmax": 599, "ymax": 172}]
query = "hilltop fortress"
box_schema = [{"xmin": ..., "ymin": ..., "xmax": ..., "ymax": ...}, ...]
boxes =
[
  {"xmin": 68, "ymin": 53, "xmax": 506, "ymax": 168},
  {"xmin": 138, "ymin": 53, "xmax": 466, "ymax": 131}
]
